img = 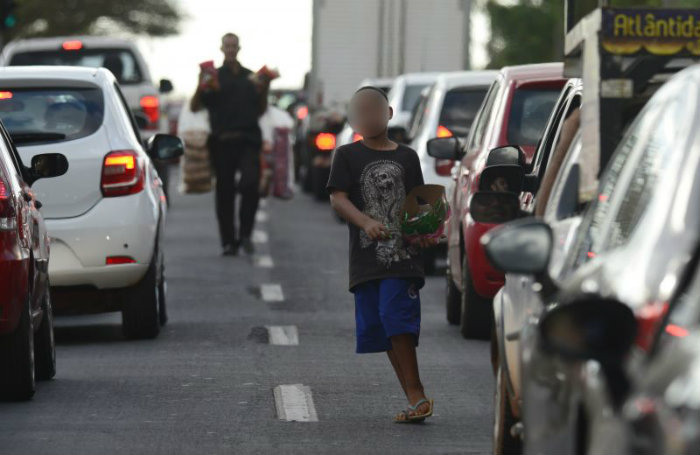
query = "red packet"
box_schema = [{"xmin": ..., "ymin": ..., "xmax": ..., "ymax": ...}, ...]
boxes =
[{"xmin": 199, "ymin": 60, "xmax": 218, "ymax": 90}]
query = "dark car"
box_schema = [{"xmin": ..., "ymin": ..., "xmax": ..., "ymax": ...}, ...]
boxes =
[{"xmin": 0, "ymin": 119, "xmax": 67, "ymax": 400}]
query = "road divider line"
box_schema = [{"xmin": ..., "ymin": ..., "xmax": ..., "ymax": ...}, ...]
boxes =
[
  {"xmin": 273, "ymin": 384, "xmax": 318, "ymax": 422},
  {"xmin": 261, "ymin": 284, "xmax": 284, "ymax": 302},
  {"xmin": 256, "ymin": 211, "xmax": 269, "ymax": 223},
  {"xmin": 253, "ymin": 255, "xmax": 274, "ymax": 268},
  {"xmin": 265, "ymin": 325, "xmax": 299, "ymax": 345},
  {"xmin": 252, "ymin": 230, "xmax": 269, "ymax": 244}
]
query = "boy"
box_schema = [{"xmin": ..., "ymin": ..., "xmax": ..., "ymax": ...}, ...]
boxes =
[{"xmin": 326, "ymin": 86, "xmax": 436, "ymax": 423}]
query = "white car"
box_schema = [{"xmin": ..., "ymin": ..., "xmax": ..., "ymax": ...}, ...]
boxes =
[
  {"xmin": 407, "ymin": 71, "xmax": 497, "ymax": 187},
  {"xmin": 386, "ymin": 72, "xmax": 440, "ymax": 142},
  {"xmin": 0, "ymin": 66, "xmax": 183, "ymax": 339}
]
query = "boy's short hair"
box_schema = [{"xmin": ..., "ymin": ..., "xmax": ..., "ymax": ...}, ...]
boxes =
[{"xmin": 354, "ymin": 86, "xmax": 388, "ymax": 102}]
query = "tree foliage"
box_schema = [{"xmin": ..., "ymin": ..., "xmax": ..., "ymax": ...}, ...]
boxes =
[{"xmin": 2, "ymin": 0, "xmax": 183, "ymax": 44}]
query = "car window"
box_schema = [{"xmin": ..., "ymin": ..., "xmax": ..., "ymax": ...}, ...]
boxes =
[
  {"xmin": 401, "ymin": 83, "xmax": 430, "ymax": 112},
  {"xmin": 466, "ymin": 80, "xmax": 500, "ymax": 154},
  {"xmin": 507, "ymin": 88, "xmax": 561, "ymax": 146},
  {"xmin": 0, "ymin": 87, "xmax": 104, "ymax": 144},
  {"xmin": 10, "ymin": 49, "xmax": 144, "ymax": 85},
  {"xmin": 0, "ymin": 129, "xmax": 23, "ymax": 189},
  {"xmin": 113, "ymin": 83, "xmax": 143, "ymax": 145},
  {"xmin": 543, "ymin": 133, "xmax": 586, "ymax": 222},
  {"xmin": 438, "ymin": 87, "xmax": 488, "ymax": 138},
  {"xmin": 407, "ymin": 87, "xmax": 433, "ymax": 140}
]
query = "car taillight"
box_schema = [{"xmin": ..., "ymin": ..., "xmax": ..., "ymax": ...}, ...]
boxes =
[
  {"xmin": 315, "ymin": 132, "xmax": 336, "ymax": 151},
  {"xmin": 0, "ymin": 175, "xmax": 16, "ymax": 231},
  {"xmin": 0, "ymin": 91, "xmax": 12, "ymax": 100},
  {"xmin": 435, "ymin": 159, "xmax": 454, "ymax": 177},
  {"xmin": 352, "ymin": 132, "xmax": 363, "ymax": 142},
  {"xmin": 101, "ymin": 150, "xmax": 145, "ymax": 197},
  {"xmin": 62, "ymin": 40, "xmax": 83, "ymax": 51},
  {"xmin": 635, "ymin": 301, "xmax": 669, "ymax": 351},
  {"xmin": 436, "ymin": 125, "xmax": 453, "ymax": 138},
  {"xmin": 140, "ymin": 95, "xmax": 160, "ymax": 129},
  {"xmin": 106, "ymin": 256, "xmax": 137, "ymax": 265},
  {"xmin": 296, "ymin": 105, "xmax": 308, "ymax": 120}
]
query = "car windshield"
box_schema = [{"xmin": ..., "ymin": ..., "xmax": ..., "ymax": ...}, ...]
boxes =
[
  {"xmin": 401, "ymin": 83, "xmax": 430, "ymax": 112},
  {"xmin": 0, "ymin": 87, "xmax": 104, "ymax": 144},
  {"xmin": 9, "ymin": 49, "xmax": 144, "ymax": 85},
  {"xmin": 507, "ymin": 88, "xmax": 560, "ymax": 146},
  {"xmin": 439, "ymin": 88, "xmax": 488, "ymax": 137}
]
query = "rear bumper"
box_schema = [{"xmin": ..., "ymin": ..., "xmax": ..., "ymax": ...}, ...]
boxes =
[
  {"xmin": 47, "ymin": 192, "xmax": 159, "ymax": 290},
  {"xmin": 0, "ymin": 250, "xmax": 29, "ymax": 335}
]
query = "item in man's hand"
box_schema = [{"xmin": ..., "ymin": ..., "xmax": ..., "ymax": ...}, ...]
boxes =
[
  {"xmin": 199, "ymin": 60, "xmax": 219, "ymax": 91},
  {"xmin": 401, "ymin": 184, "xmax": 450, "ymax": 244}
]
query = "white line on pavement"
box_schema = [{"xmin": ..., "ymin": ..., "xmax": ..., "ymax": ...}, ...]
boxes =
[
  {"xmin": 265, "ymin": 325, "xmax": 299, "ymax": 345},
  {"xmin": 252, "ymin": 230, "xmax": 269, "ymax": 244},
  {"xmin": 253, "ymin": 255, "xmax": 274, "ymax": 268},
  {"xmin": 261, "ymin": 284, "xmax": 284, "ymax": 302},
  {"xmin": 273, "ymin": 384, "xmax": 318, "ymax": 422},
  {"xmin": 256, "ymin": 211, "xmax": 269, "ymax": 223},
  {"xmin": 260, "ymin": 198, "xmax": 268, "ymax": 208}
]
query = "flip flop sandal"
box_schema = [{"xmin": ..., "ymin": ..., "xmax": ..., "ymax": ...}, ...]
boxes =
[
  {"xmin": 407, "ymin": 398, "xmax": 433, "ymax": 421},
  {"xmin": 393, "ymin": 409, "xmax": 424, "ymax": 424}
]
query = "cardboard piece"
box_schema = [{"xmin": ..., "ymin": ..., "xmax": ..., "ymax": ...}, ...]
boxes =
[{"xmin": 401, "ymin": 184, "xmax": 449, "ymax": 239}]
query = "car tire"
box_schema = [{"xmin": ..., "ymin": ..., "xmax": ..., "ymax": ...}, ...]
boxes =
[
  {"xmin": 423, "ymin": 248, "xmax": 436, "ymax": 276},
  {"xmin": 122, "ymin": 253, "xmax": 161, "ymax": 340},
  {"xmin": 0, "ymin": 296, "xmax": 36, "ymax": 400},
  {"xmin": 493, "ymin": 364, "xmax": 522, "ymax": 455},
  {"xmin": 34, "ymin": 291, "xmax": 56, "ymax": 381},
  {"xmin": 311, "ymin": 167, "xmax": 328, "ymax": 201},
  {"xmin": 459, "ymin": 255, "xmax": 492, "ymax": 339},
  {"xmin": 302, "ymin": 165, "xmax": 313, "ymax": 193},
  {"xmin": 446, "ymin": 267, "xmax": 461, "ymax": 325}
]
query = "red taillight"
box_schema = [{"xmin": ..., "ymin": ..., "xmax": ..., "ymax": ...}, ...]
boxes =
[
  {"xmin": 436, "ymin": 125, "xmax": 453, "ymax": 138},
  {"xmin": 62, "ymin": 40, "xmax": 83, "ymax": 51},
  {"xmin": 0, "ymin": 170, "xmax": 16, "ymax": 231},
  {"xmin": 296, "ymin": 105, "xmax": 308, "ymax": 120},
  {"xmin": 106, "ymin": 256, "xmax": 137, "ymax": 265},
  {"xmin": 435, "ymin": 159, "xmax": 454, "ymax": 177},
  {"xmin": 0, "ymin": 91, "xmax": 12, "ymax": 100},
  {"xmin": 315, "ymin": 132, "xmax": 336, "ymax": 151},
  {"xmin": 140, "ymin": 95, "xmax": 160, "ymax": 128},
  {"xmin": 635, "ymin": 302, "xmax": 669, "ymax": 351},
  {"xmin": 101, "ymin": 150, "xmax": 145, "ymax": 197},
  {"xmin": 352, "ymin": 132, "xmax": 363, "ymax": 142}
]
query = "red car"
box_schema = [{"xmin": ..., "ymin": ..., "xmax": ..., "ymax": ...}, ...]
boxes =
[
  {"xmin": 0, "ymin": 120, "xmax": 68, "ymax": 400},
  {"xmin": 428, "ymin": 63, "xmax": 566, "ymax": 339}
]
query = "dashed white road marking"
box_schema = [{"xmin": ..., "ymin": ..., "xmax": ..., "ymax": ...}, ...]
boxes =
[
  {"xmin": 256, "ymin": 211, "xmax": 269, "ymax": 223},
  {"xmin": 273, "ymin": 384, "xmax": 318, "ymax": 422},
  {"xmin": 253, "ymin": 255, "xmax": 274, "ymax": 268},
  {"xmin": 261, "ymin": 284, "xmax": 284, "ymax": 302},
  {"xmin": 259, "ymin": 199, "xmax": 268, "ymax": 209},
  {"xmin": 265, "ymin": 325, "xmax": 299, "ymax": 345},
  {"xmin": 252, "ymin": 230, "xmax": 269, "ymax": 244}
]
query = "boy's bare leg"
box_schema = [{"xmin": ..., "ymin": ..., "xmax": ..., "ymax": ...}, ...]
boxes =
[
  {"xmin": 386, "ymin": 349, "xmax": 408, "ymax": 397},
  {"xmin": 389, "ymin": 333, "xmax": 430, "ymax": 417}
]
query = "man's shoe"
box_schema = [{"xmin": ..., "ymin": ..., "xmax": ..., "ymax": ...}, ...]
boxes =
[
  {"xmin": 240, "ymin": 238, "xmax": 255, "ymax": 255},
  {"xmin": 222, "ymin": 243, "xmax": 239, "ymax": 256}
]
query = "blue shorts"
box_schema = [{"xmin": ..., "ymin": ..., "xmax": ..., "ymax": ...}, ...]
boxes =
[{"xmin": 351, "ymin": 278, "xmax": 422, "ymax": 354}]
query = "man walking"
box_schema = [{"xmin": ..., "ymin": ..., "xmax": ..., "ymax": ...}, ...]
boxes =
[{"xmin": 198, "ymin": 33, "xmax": 265, "ymax": 256}]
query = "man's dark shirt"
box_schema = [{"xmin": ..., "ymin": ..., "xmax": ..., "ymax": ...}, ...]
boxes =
[{"xmin": 201, "ymin": 63, "xmax": 262, "ymax": 147}]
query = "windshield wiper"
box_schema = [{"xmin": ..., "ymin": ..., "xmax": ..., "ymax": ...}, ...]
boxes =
[{"xmin": 10, "ymin": 132, "xmax": 67, "ymax": 144}]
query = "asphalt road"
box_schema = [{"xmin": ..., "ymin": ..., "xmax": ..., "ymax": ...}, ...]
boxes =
[{"xmin": 0, "ymin": 169, "xmax": 493, "ymax": 455}]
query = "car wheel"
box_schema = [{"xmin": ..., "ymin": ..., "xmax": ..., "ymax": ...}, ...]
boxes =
[
  {"xmin": 423, "ymin": 248, "xmax": 437, "ymax": 276},
  {"xmin": 122, "ymin": 254, "xmax": 161, "ymax": 340},
  {"xmin": 460, "ymin": 255, "xmax": 492, "ymax": 339},
  {"xmin": 493, "ymin": 363, "xmax": 522, "ymax": 455},
  {"xmin": 311, "ymin": 167, "xmax": 328, "ymax": 201},
  {"xmin": 446, "ymin": 266, "xmax": 461, "ymax": 325},
  {"xmin": 302, "ymin": 165, "xmax": 313, "ymax": 193},
  {"xmin": 34, "ymin": 290, "xmax": 56, "ymax": 381},
  {"xmin": 0, "ymin": 295, "xmax": 36, "ymax": 400}
]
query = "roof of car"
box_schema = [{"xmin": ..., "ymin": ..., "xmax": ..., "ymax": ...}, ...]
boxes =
[
  {"xmin": 499, "ymin": 62, "xmax": 565, "ymax": 82},
  {"xmin": 0, "ymin": 65, "xmax": 112, "ymax": 84},
  {"xmin": 395, "ymin": 72, "xmax": 441, "ymax": 84},
  {"xmin": 435, "ymin": 70, "xmax": 499, "ymax": 90},
  {"xmin": 2, "ymin": 36, "xmax": 137, "ymax": 53}
]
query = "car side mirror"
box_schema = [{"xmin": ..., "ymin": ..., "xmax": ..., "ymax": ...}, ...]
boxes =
[
  {"xmin": 486, "ymin": 145, "xmax": 526, "ymax": 167},
  {"xmin": 427, "ymin": 137, "xmax": 460, "ymax": 160},
  {"xmin": 388, "ymin": 126, "xmax": 409, "ymax": 144},
  {"xmin": 159, "ymin": 79, "xmax": 174, "ymax": 94},
  {"xmin": 539, "ymin": 296, "xmax": 637, "ymax": 408},
  {"xmin": 478, "ymin": 164, "xmax": 524, "ymax": 192},
  {"xmin": 134, "ymin": 112, "xmax": 150, "ymax": 130},
  {"xmin": 147, "ymin": 134, "xmax": 184, "ymax": 162},
  {"xmin": 481, "ymin": 218, "xmax": 552, "ymax": 274},
  {"xmin": 470, "ymin": 191, "xmax": 521, "ymax": 224},
  {"xmin": 28, "ymin": 153, "xmax": 69, "ymax": 186}
]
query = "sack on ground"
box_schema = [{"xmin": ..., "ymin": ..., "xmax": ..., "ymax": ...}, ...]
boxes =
[{"xmin": 177, "ymin": 105, "xmax": 213, "ymax": 194}]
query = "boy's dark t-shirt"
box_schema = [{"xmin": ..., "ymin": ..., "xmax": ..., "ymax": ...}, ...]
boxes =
[{"xmin": 326, "ymin": 141, "xmax": 425, "ymax": 291}]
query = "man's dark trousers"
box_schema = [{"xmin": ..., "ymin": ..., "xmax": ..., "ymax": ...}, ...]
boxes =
[{"xmin": 211, "ymin": 136, "xmax": 260, "ymax": 247}]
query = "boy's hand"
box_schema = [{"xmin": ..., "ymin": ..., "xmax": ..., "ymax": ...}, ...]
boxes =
[{"xmin": 363, "ymin": 219, "xmax": 390, "ymax": 240}]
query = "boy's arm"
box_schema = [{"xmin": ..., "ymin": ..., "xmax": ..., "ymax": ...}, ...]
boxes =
[{"xmin": 330, "ymin": 191, "xmax": 389, "ymax": 240}]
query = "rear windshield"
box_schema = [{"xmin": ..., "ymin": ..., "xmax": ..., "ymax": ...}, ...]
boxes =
[
  {"xmin": 401, "ymin": 83, "xmax": 430, "ymax": 112},
  {"xmin": 9, "ymin": 49, "xmax": 143, "ymax": 85},
  {"xmin": 439, "ymin": 88, "xmax": 488, "ymax": 137},
  {"xmin": 0, "ymin": 87, "xmax": 104, "ymax": 143},
  {"xmin": 507, "ymin": 89, "xmax": 560, "ymax": 146}
]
